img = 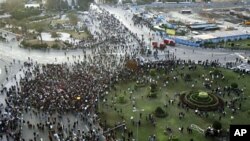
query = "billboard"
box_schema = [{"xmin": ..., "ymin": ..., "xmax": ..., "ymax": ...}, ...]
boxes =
[{"xmin": 166, "ymin": 29, "xmax": 176, "ymax": 35}]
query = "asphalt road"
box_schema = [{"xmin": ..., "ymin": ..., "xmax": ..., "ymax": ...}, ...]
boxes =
[
  {"xmin": 0, "ymin": 2, "xmax": 250, "ymax": 140},
  {"xmin": 101, "ymin": 5, "xmax": 250, "ymax": 65}
]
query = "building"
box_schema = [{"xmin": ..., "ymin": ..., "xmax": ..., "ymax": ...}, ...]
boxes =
[
  {"xmin": 166, "ymin": 30, "xmax": 250, "ymax": 47},
  {"xmin": 188, "ymin": 23, "xmax": 219, "ymax": 31},
  {"xmin": 180, "ymin": 10, "xmax": 192, "ymax": 14},
  {"xmin": 24, "ymin": 4, "xmax": 40, "ymax": 9}
]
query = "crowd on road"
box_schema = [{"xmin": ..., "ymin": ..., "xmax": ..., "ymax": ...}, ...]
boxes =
[
  {"xmin": 0, "ymin": 4, "xmax": 143, "ymax": 141},
  {"xmin": 0, "ymin": 2, "xmax": 249, "ymax": 141}
]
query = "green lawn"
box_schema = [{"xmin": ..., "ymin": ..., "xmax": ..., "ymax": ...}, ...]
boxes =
[
  {"xmin": 60, "ymin": 30, "xmax": 90, "ymax": 40},
  {"xmin": 224, "ymin": 39, "xmax": 250, "ymax": 49},
  {"xmin": 207, "ymin": 39, "xmax": 250, "ymax": 49},
  {"xmin": 99, "ymin": 66, "xmax": 250, "ymax": 141}
]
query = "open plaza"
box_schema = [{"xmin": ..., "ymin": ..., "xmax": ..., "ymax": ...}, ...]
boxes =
[{"xmin": 0, "ymin": 0, "xmax": 250, "ymax": 141}]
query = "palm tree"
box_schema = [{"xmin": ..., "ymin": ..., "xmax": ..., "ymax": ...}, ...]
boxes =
[
  {"xmin": 36, "ymin": 27, "xmax": 44, "ymax": 44},
  {"xmin": 33, "ymin": 22, "xmax": 45, "ymax": 44}
]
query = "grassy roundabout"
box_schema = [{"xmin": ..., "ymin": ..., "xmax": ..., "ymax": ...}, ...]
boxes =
[
  {"xmin": 180, "ymin": 91, "xmax": 224, "ymax": 111},
  {"xmin": 99, "ymin": 64, "xmax": 250, "ymax": 141}
]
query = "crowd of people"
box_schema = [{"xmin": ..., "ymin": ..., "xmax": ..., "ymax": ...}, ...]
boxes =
[
  {"xmin": 0, "ymin": 3, "xmax": 249, "ymax": 141},
  {"xmin": 0, "ymin": 3, "xmax": 143, "ymax": 141}
]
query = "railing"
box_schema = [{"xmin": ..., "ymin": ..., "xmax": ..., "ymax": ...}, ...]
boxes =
[{"xmin": 190, "ymin": 124, "xmax": 205, "ymax": 134}]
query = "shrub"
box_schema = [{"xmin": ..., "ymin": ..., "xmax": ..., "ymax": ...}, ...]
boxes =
[
  {"xmin": 180, "ymin": 91, "xmax": 224, "ymax": 111},
  {"xmin": 212, "ymin": 69, "xmax": 221, "ymax": 76},
  {"xmin": 198, "ymin": 92, "xmax": 208, "ymax": 98},
  {"xmin": 51, "ymin": 44, "xmax": 60, "ymax": 49},
  {"xmin": 11, "ymin": 8, "xmax": 41, "ymax": 20},
  {"xmin": 63, "ymin": 41, "xmax": 73, "ymax": 47},
  {"xmin": 184, "ymin": 74, "xmax": 192, "ymax": 81},
  {"xmin": 125, "ymin": 59, "xmax": 138, "ymax": 71},
  {"xmin": 231, "ymin": 82, "xmax": 238, "ymax": 89},
  {"xmin": 21, "ymin": 40, "xmax": 31, "ymax": 47},
  {"xmin": 155, "ymin": 107, "xmax": 167, "ymax": 118},
  {"xmin": 150, "ymin": 69, "xmax": 157, "ymax": 77},
  {"xmin": 212, "ymin": 121, "xmax": 222, "ymax": 130},
  {"xmin": 30, "ymin": 43, "xmax": 48, "ymax": 48},
  {"xmin": 150, "ymin": 83, "xmax": 157, "ymax": 92},
  {"xmin": 118, "ymin": 95, "xmax": 126, "ymax": 104}
]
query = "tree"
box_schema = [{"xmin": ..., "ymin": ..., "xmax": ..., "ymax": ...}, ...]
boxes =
[
  {"xmin": 212, "ymin": 121, "xmax": 222, "ymax": 130},
  {"xmin": 155, "ymin": 107, "xmax": 167, "ymax": 118},
  {"xmin": 231, "ymin": 42, "xmax": 235, "ymax": 48},
  {"xmin": 18, "ymin": 20, "xmax": 28, "ymax": 35},
  {"xmin": 212, "ymin": 69, "xmax": 221, "ymax": 76},
  {"xmin": 1, "ymin": 0, "xmax": 24, "ymax": 13},
  {"xmin": 150, "ymin": 83, "xmax": 157, "ymax": 92},
  {"xmin": 118, "ymin": 95, "xmax": 126, "ymax": 104},
  {"xmin": 125, "ymin": 59, "xmax": 138, "ymax": 72},
  {"xmin": 150, "ymin": 69, "xmax": 156, "ymax": 77},
  {"xmin": 46, "ymin": 0, "xmax": 60, "ymax": 11},
  {"xmin": 33, "ymin": 23, "xmax": 45, "ymax": 44},
  {"xmin": 78, "ymin": 0, "xmax": 92, "ymax": 10},
  {"xmin": 231, "ymin": 82, "xmax": 238, "ymax": 89}
]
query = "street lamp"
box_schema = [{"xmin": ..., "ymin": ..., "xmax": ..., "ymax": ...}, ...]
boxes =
[{"xmin": 132, "ymin": 108, "xmax": 144, "ymax": 141}]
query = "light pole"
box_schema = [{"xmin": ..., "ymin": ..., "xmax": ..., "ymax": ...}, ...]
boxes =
[{"xmin": 132, "ymin": 108, "xmax": 144, "ymax": 141}]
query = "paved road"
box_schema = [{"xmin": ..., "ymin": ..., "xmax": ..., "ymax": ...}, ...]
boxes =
[
  {"xmin": 0, "ymin": 2, "xmax": 250, "ymax": 140},
  {"xmin": 101, "ymin": 5, "xmax": 250, "ymax": 65},
  {"xmin": 137, "ymin": 1, "xmax": 250, "ymax": 10}
]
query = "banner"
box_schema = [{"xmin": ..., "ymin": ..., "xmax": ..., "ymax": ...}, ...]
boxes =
[{"xmin": 166, "ymin": 29, "xmax": 176, "ymax": 35}]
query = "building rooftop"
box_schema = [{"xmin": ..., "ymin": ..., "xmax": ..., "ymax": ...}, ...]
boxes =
[{"xmin": 193, "ymin": 30, "xmax": 250, "ymax": 40}]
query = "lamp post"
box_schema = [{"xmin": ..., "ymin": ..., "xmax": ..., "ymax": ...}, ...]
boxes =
[{"xmin": 132, "ymin": 108, "xmax": 144, "ymax": 141}]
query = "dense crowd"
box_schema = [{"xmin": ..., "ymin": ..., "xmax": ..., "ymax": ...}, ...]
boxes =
[
  {"xmin": 0, "ymin": 4, "xmax": 143, "ymax": 141},
  {"xmin": 0, "ymin": 3, "xmax": 248, "ymax": 141}
]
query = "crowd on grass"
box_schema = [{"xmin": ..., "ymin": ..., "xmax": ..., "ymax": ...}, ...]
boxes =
[
  {"xmin": 100, "ymin": 59, "xmax": 248, "ymax": 141},
  {"xmin": 0, "ymin": 3, "xmax": 249, "ymax": 141}
]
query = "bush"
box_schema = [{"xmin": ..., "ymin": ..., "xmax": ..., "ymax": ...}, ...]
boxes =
[
  {"xmin": 150, "ymin": 83, "xmax": 157, "ymax": 92},
  {"xmin": 184, "ymin": 74, "xmax": 192, "ymax": 81},
  {"xmin": 63, "ymin": 41, "xmax": 73, "ymax": 47},
  {"xmin": 231, "ymin": 82, "xmax": 238, "ymax": 89},
  {"xmin": 20, "ymin": 40, "xmax": 31, "ymax": 47},
  {"xmin": 118, "ymin": 95, "xmax": 126, "ymax": 104},
  {"xmin": 212, "ymin": 69, "xmax": 221, "ymax": 76},
  {"xmin": 150, "ymin": 69, "xmax": 157, "ymax": 77},
  {"xmin": 198, "ymin": 92, "xmax": 208, "ymax": 98},
  {"xmin": 51, "ymin": 44, "xmax": 60, "ymax": 49},
  {"xmin": 125, "ymin": 59, "xmax": 138, "ymax": 71},
  {"xmin": 180, "ymin": 91, "xmax": 224, "ymax": 111},
  {"xmin": 11, "ymin": 8, "xmax": 41, "ymax": 20},
  {"xmin": 28, "ymin": 15, "xmax": 51, "ymax": 21},
  {"xmin": 21, "ymin": 40, "xmax": 48, "ymax": 49},
  {"xmin": 31, "ymin": 43, "xmax": 48, "ymax": 48},
  {"xmin": 212, "ymin": 121, "xmax": 222, "ymax": 130},
  {"xmin": 155, "ymin": 107, "xmax": 167, "ymax": 118}
]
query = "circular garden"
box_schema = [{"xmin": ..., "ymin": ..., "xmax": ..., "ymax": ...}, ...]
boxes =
[{"xmin": 180, "ymin": 91, "xmax": 224, "ymax": 111}]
